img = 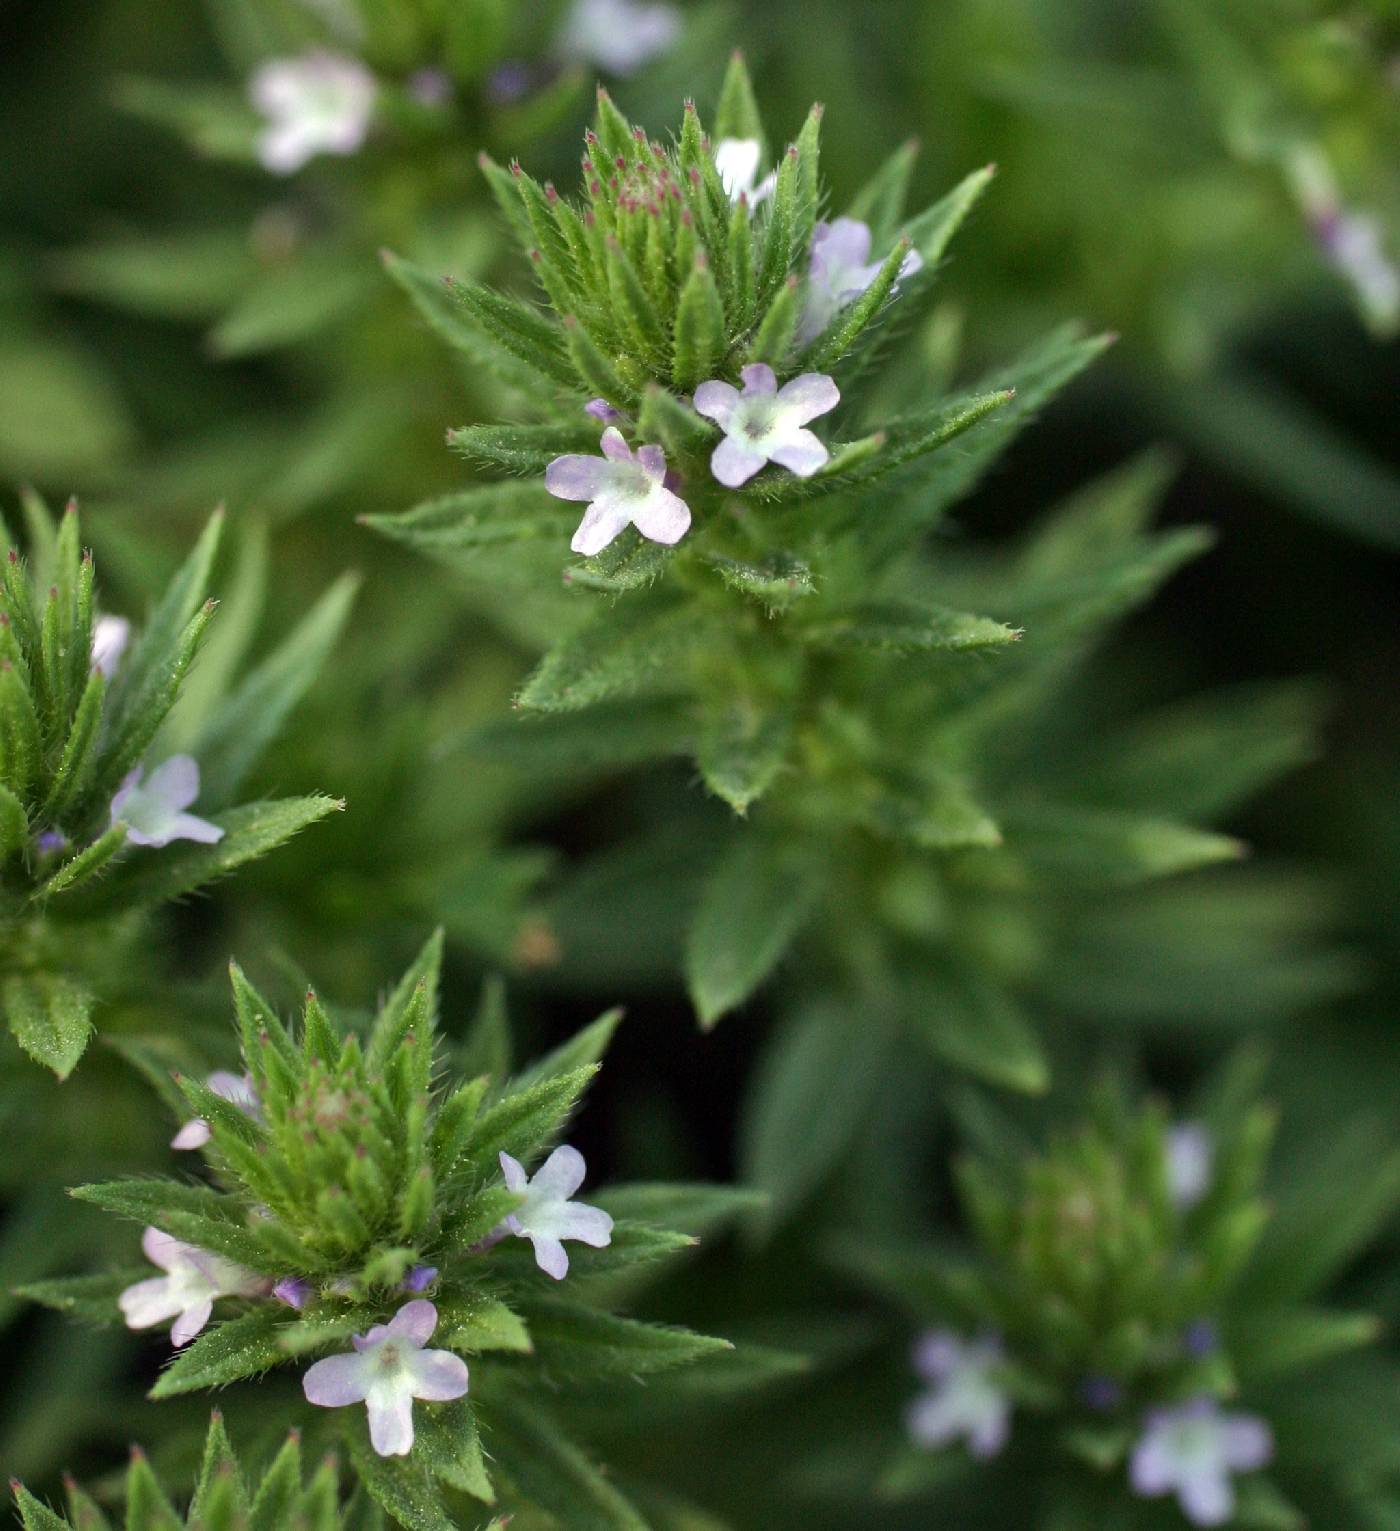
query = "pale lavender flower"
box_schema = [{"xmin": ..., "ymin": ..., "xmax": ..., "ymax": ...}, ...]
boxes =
[
  {"xmin": 274, "ymin": 1276, "xmax": 312, "ymax": 1310},
  {"xmin": 486, "ymin": 62, "xmax": 533, "ymax": 106},
  {"xmin": 714, "ymin": 138, "xmax": 775, "ymax": 207},
  {"xmin": 1130, "ymin": 1398, "xmax": 1273, "ymax": 1527},
  {"xmin": 796, "ymin": 216, "xmax": 924, "ymax": 345},
  {"xmin": 694, "ymin": 364, "xmax": 839, "ymax": 488},
  {"xmin": 171, "ymin": 1070, "xmax": 260, "ymax": 1151},
  {"xmin": 302, "ymin": 1299, "xmax": 468, "ymax": 1456},
  {"xmin": 402, "ymin": 1263, "xmax": 438, "ymax": 1293},
  {"xmin": 1182, "ymin": 1319, "xmax": 1220, "ymax": 1359},
  {"xmin": 110, "ymin": 756, "xmax": 224, "ymax": 848},
  {"xmin": 90, "ymin": 614, "xmax": 130, "ymax": 678},
  {"xmin": 1081, "ymin": 1373, "xmax": 1123, "ymax": 1412},
  {"xmin": 1166, "ymin": 1123, "xmax": 1214, "ymax": 1211},
  {"xmin": 906, "ymin": 1330, "xmax": 1012, "ymax": 1459},
  {"xmin": 119, "ymin": 1227, "xmax": 268, "ymax": 1347},
  {"xmin": 34, "ymin": 830, "xmax": 67, "ymax": 856},
  {"xmin": 584, "ymin": 397, "xmax": 625, "ymax": 424},
  {"xmin": 250, "ymin": 51, "xmax": 377, "ymax": 175},
  {"xmin": 557, "ymin": 0, "xmax": 681, "ymax": 77},
  {"xmin": 545, "ymin": 427, "xmax": 691, "ymax": 556},
  {"xmin": 1315, "ymin": 209, "xmax": 1400, "ymax": 332},
  {"xmin": 498, "ymin": 1145, "xmax": 614, "ymax": 1280}
]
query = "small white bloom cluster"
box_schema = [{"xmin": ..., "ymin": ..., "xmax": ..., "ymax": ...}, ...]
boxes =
[{"xmin": 118, "ymin": 1141, "xmax": 611, "ymax": 1455}]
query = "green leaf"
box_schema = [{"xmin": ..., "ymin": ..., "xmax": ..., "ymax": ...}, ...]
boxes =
[
  {"xmin": 897, "ymin": 962, "xmax": 1049, "ymax": 1093},
  {"xmin": 801, "ymin": 601, "xmax": 1018, "ymax": 653},
  {"xmin": 510, "ymin": 1007, "xmax": 623, "ymax": 1092},
  {"xmin": 591, "ymin": 1184, "xmax": 768, "ymax": 1238},
  {"xmin": 685, "ymin": 834, "xmax": 826, "ymax": 1027},
  {"xmin": 149, "ymin": 1306, "xmax": 289, "ymax": 1397},
  {"xmin": 363, "ymin": 482, "xmax": 566, "ymax": 560},
  {"xmin": 450, "ymin": 1065, "xmax": 598, "ymax": 1183},
  {"xmin": 194, "ymin": 572, "xmax": 359, "ymax": 807},
  {"xmin": 192, "ymin": 1411, "xmax": 250, "ymax": 1524},
  {"xmin": 481, "ymin": 1398, "xmax": 648, "ymax": 1531},
  {"xmin": 15, "ymin": 1269, "xmax": 148, "ymax": 1325},
  {"xmin": 367, "ymin": 929, "xmax": 444, "ymax": 1073},
  {"xmin": 249, "ymin": 1432, "xmax": 304, "ymax": 1531},
  {"xmin": 846, "ymin": 138, "xmax": 920, "ymax": 248},
  {"xmin": 346, "ymin": 1437, "xmax": 455, "ymax": 1531},
  {"xmin": 70, "ymin": 1179, "xmax": 272, "ymax": 1270},
  {"xmin": 3, "ymin": 972, "xmax": 95, "ymax": 1078},
  {"xmin": 517, "ymin": 1301, "xmax": 733, "ymax": 1378},
  {"xmin": 414, "ymin": 1400, "xmax": 494, "ymax": 1502},
  {"xmin": 31, "ymin": 824, "xmax": 127, "ymax": 900},
  {"xmin": 901, "ymin": 163, "xmax": 996, "ymax": 265},
  {"xmin": 1228, "ymin": 1307, "xmax": 1381, "ymax": 1383},
  {"xmin": 433, "ymin": 1289, "xmax": 532, "ymax": 1355},
  {"xmin": 77, "ymin": 795, "xmax": 342, "ymax": 912},
  {"xmin": 516, "ymin": 603, "xmax": 703, "ymax": 714},
  {"xmin": 697, "ymin": 705, "xmax": 792, "ymax": 815},
  {"xmin": 10, "ymin": 1486, "xmax": 72, "ymax": 1531},
  {"xmin": 0, "ymin": 780, "xmax": 27, "ymax": 855},
  {"xmin": 447, "ymin": 421, "xmax": 600, "ymax": 475},
  {"xmin": 1000, "ymin": 803, "xmax": 1244, "ymax": 887},
  {"xmin": 740, "ymin": 1000, "xmax": 898, "ymax": 1226}
]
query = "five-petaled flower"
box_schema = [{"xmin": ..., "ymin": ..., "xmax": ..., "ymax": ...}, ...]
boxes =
[
  {"xmin": 111, "ymin": 756, "xmax": 224, "ymax": 848},
  {"xmin": 1166, "ymin": 1122, "xmax": 1214, "ymax": 1211},
  {"xmin": 694, "ymin": 364, "xmax": 839, "ymax": 488},
  {"xmin": 171, "ymin": 1070, "xmax": 260, "ymax": 1151},
  {"xmin": 557, "ymin": 0, "xmax": 680, "ymax": 77},
  {"xmin": 302, "ymin": 1299, "xmax": 469, "ymax": 1456},
  {"xmin": 119, "ymin": 1228, "xmax": 267, "ymax": 1347},
  {"xmin": 545, "ymin": 427, "xmax": 691, "ymax": 556},
  {"xmin": 249, "ymin": 51, "xmax": 377, "ymax": 176},
  {"xmin": 797, "ymin": 216, "xmax": 923, "ymax": 346},
  {"xmin": 714, "ymin": 138, "xmax": 776, "ymax": 208},
  {"xmin": 499, "ymin": 1145, "xmax": 614, "ymax": 1279},
  {"xmin": 1130, "ymin": 1397, "xmax": 1273, "ymax": 1527},
  {"xmin": 906, "ymin": 1330, "xmax": 1012, "ymax": 1460},
  {"xmin": 90, "ymin": 614, "xmax": 130, "ymax": 678}
]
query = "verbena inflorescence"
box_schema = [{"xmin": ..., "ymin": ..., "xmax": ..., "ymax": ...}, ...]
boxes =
[
  {"xmin": 0, "ymin": 497, "xmax": 346, "ymax": 1079},
  {"xmin": 21, "ymin": 937, "xmax": 751, "ymax": 1528}
]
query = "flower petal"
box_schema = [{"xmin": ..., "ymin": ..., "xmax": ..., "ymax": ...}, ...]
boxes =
[
  {"xmin": 769, "ymin": 428, "xmax": 829, "ymax": 478},
  {"xmin": 142, "ymin": 1227, "xmax": 188, "ymax": 1272},
  {"xmin": 1129, "ymin": 1434, "xmax": 1175, "ymax": 1496},
  {"xmin": 912, "ymin": 1332, "xmax": 962, "ymax": 1381},
  {"xmin": 499, "ymin": 1151, "xmax": 528, "ymax": 1194},
  {"xmin": 557, "ymin": 1202, "xmax": 614, "ymax": 1248},
  {"xmin": 1220, "ymin": 1416, "xmax": 1273, "ymax": 1472},
  {"xmin": 776, "ymin": 373, "xmax": 840, "ymax": 424},
  {"xmin": 545, "ymin": 454, "xmax": 610, "ymax": 502},
  {"xmin": 119, "ymin": 1276, "xmax": 184, "ymax": 1331},
  {"xmin": 967, "ymin": 1403, "xmax": 1009, "ymax": 1460},
  {"xmin": 144, "ymin": 756, "xmax": 201, "ymax": 812},
  {"xmin": 630, "ymin": 485, "xmax": 691, "ymax": 546},
  {"xmin": 171, "ymin": 1119, "xmax": 212, "ymax": 1151},
  {"xmin": 366, "ymin": 1382, "xmax": 416, "ymax": 1456},
  {"xmin": 739, "ymin": 362, "xmax": 777, "ymax": 396},
  {"xmin": 304, "ymin": 1351, "xmax": 372, "ymax": 1407},
  {"xmin": 171, "ymin": 1297, "xmax": 214, "ymax": 1348},
  {"xmin": 711, "ymin": 437, "xmax": 767, "ymax": 489},
  {"xmin": 636, "ymin": 444, "xmax": 667, "ymax": 482},
  {"xmin": 906, "ymin": 1391, "xmax": 960, "ymax": 1449},
  {"xmin": 1178, "ymin": 1470, "xmax": 1234, "ymax": 1528},
  {"xmin": 407, "ymin": 1347, "xmax": 470, "ymax": 1401},
  {"xmin": 570, "ymin": 495, "xmax": 634, "ymax": 557},
  {"xmin": 599, "ymin": 426, "xmax": 633, "ymax": 463},
  {"xmin": 386, "ymin": 1299, "xmax": 438, "ymax": 1347},
  {"xmin": 816, "ymin": 218, "xmax": 873, "ymax": 270},
  {"xmin": 168, "ymin": 812, "xmax": 226, "ymax": 845},
  {"xmin": 692, "ymin": 380, "xmax": 740, "ymax": 429},
  {"xmin": 530, "ymin": 1233, "xmax": 570, "ymax": 1280},
  {"xmin": 532, "ymin": 1144, "xmax": 588, "ymax": 1199},
  {"xmin": 714, "ymin": 138, "xmax": 760, "ymax": 200}
]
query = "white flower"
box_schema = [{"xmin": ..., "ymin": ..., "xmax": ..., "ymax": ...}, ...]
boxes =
[
  {"xmin": 557, "ymin": 0, "xmax": 681, "ymax": 77},
  {"xmin": 118, "ymin": 1227, "xmax": 267, "ymax": 1347},
  {"xmin": 499, "ymin": 1145, "xmax": 614, "ymax": 1279},
  {"xmin": 171, "ymin": 1070, "xmax": 260, "ymax": 1151},
  {"xmin": 110, "ymin": 756, "xmax": 224, "ymax": 848},
  {"xmin": 693, "ymin": 364, "xmax": 840, "ymax": 487},
  {"xmin": 302, "ymin": 1299, "xmax": 469, "ymax": 1457},
  {"xmin": 906, "ymin": 1330, "xmax": 1012, "ymax": 1459},
  {"xmin": 796, "ymin": 216, "xmax": 924, "ymax": 346},
  {"xmin": 90, "ymin": 614, "xmax": 130, "ymax": 678},
  {"xmin": 1166, "ymin": 1123, "xmax": 1214, "ymax": 1211},
  {"xmin": 249, "ymin": 50, "xmax": 377, "ymax": 176},
  {"xmin": 545, "ymin": 427, "xmax": 691, "ymax": 556},
  {"xmin": 1130, "ymin": 1398, "xmax": 1273, "ymax": 1527},
  {"xmin": 714, "ymin": 138, "xmax": 776, "ymax": 207},
  {"xmin": 1318, "ymin": 210, "xmax": 1400, "ymax": 333}
]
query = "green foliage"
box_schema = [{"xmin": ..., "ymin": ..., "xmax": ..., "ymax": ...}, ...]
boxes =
[
  {"xmin": 0, "ymin": 499, "xmax": 345, "ymax": 1075},
  {"xmin": 12, "ymin": 1412, "xmax": 370, "ymax": 1530},
  {"xmin": 31, "ymin": 941, "xmax": 741, "ymax": 1527}
]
